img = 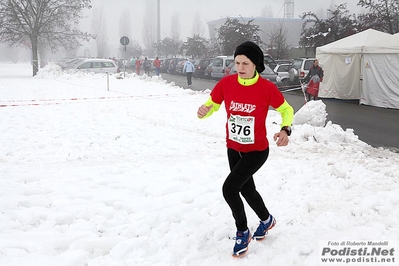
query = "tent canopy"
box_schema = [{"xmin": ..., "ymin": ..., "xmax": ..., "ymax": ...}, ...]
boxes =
[
  {"xmin": 317, "ymin": 29, "xmax": 392, "ymax": 54},
  {"xmin": 364, "ymin": 32, "xmax": 399, "ymax": 53},
  {"xmin": 316, "ymin": 29, "xmax": 399, "ymax": 109}
]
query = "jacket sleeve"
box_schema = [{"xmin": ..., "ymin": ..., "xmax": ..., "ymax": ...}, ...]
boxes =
[
  {"xmin": 275, "ymin": 100, "xmax": 294, "ymax": 127},
  {"xmin": 198, "ymin": 96, "xmax": 221, "ymax": 119},
  {"xmin": 304, "ymin": 68, "xmax": 312, "ymax": 82}
]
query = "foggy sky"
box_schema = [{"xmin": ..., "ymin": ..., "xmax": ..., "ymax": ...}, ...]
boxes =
[{"xmin": 80, "ymin": 0, "xmax": 363, "ymax": 56}]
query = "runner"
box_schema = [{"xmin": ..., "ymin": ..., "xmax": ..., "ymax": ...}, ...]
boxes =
[{"xmin": 197, "ymin": 41, "xmax": 294, "ymax": 258}]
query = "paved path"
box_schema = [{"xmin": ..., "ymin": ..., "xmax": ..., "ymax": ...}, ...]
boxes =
[
  {"xmin": 282, "ymin": 90, "xmax": 399, "ymax": 151},
  {"xmin": 159, "ymin": 72, "xmax": 399, "ymax": 151}
]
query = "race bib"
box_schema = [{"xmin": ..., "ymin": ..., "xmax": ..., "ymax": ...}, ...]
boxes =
[{"xmin": 228, "ymin": 114, "xmax": 255, "ymax": 144}]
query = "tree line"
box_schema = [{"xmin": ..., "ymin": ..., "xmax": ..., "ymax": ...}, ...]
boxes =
[{"xmin": 1, "ymin": 0, "xmax": 398, "ymax": 76}]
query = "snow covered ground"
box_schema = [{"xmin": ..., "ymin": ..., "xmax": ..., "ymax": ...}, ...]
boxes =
[{"xmin": 0, "ymin": 63, "xmax": 398, "ymax": 266}]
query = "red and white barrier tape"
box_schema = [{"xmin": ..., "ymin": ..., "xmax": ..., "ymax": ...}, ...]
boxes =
[{"xmin": 0, "ymin": 94, "xmax": 175, "ymax": 107}]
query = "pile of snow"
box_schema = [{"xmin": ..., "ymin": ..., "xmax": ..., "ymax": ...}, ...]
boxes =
[
  {"xmin": 293, "ymin": 100, "xmax": 327, "ymax": 127},
  {"xmin": 0, "ymin": 63, "xmax": 398, "ymax": 266}
]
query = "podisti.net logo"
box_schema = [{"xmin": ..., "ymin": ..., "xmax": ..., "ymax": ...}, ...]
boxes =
[{"xmin": 319, "ymin": 240, "xmax": 397, "ymax": 265}]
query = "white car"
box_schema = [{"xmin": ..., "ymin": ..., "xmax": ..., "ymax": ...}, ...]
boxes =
[
  {"xmin": 288, "ymin": 58, "xmax": 315, "ymax": 85},
  {"xmin": 230, "ymin": 64, "xmax": 281, "ymax": 86},
  {"xmin": 61, "ymin": 58, "xmax": 87, "ymax": 69},
  {"xmin": 210, "ymin": 56, "xmax": 235, "ymax": 79},
  {"xmin": 274, "ymin": 63, "xmax": 292, "ymax": 87},
  {"xmin": 66, "ymin": 59, "xmax": 120, "ymax": 74}
]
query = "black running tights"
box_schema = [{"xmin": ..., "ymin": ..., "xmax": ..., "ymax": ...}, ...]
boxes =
[{"xmin": 222, "ymin": 148, "xmax": 270, "ymax": 231}]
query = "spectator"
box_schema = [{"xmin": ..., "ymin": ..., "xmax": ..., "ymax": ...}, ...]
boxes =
[
  {"xmin": 303, "ymin": 59, "xmax": 324, "ymax": 101},
  {"xmin": 143, "ymin": 57, "xmax": 151, "ymax": 75},
  {"xmin": 153, "ymin": 57, "xmax": 161, "ymax": 76},
  {"xmin": 135, "ymin": 57, "xmax": 141, "ymax": 75},
  {"xmin": 183, "ymin": 59, "xmax": 195, "ymax": 88}
]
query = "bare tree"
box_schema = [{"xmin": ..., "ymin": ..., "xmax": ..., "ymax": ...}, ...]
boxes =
[
  {"xmin": 299, "ymin": 4, "xmax": 358, "ymax": 54},
  {"xmin": 171, "ymin": 12, "xmax": 181, "ymax": 41},
  {"xmin": 119, "ymin": 10, "xmax": 132, "ymax": 38},
  {"xmin": 128, "ymin": 41, "xmax": 143, "ymax": 58},
  {"xmin": 119, "ymin": 11, "xmax": 143, "ymax": 61},
  {"xmin": 152, "ymin": 37, "xmax": 180, "ymax": 57},
  {"xmin": 267, "ymin": 23, "xmax": 290, "ymax": 60},
  {"xmin": 358, "ymin": 0, "xmax": 399, "ymax": 34},
  {"xmin": 218, "ymin": 17, "xmax": 262, "ymax": 55},
  {"xmin": 142, "ymin": 0, "xmax": 157, "ymax": 57},
  {"xmin": 191, "ymin": 12, "xmax": 204, "ymax": 37},
  {"xmin": 65, "ymin": 45, "xmax": 79, "ymax": 59},
  {"xmin": 180, "ymin": 34, "xmax": 209, "ymax": 59},
  {"xmin": 0, "ymin": 0, "xmax": 92, "ymax": 76},
  {"xmin": 91, "ymin": 6, "xmax": 108, "ymax": 58}
]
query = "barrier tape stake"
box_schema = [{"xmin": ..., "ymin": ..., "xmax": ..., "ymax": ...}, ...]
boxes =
[{"xmin": 107, "ymin": 72, "xmax": 109, "ymax": 91}]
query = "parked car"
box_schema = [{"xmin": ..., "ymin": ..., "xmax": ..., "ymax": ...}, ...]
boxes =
[
  {"xmin": 174, "ymin": 59, "xmax": 191, "ymax": 75},
  {"xmin": 61, "ymin": 58, "xmax": 87, "ymax": 69},
  {"xmin": 174, "ymin": 60, "xmax": 184, "ymax": 75},
  {"xmin": 167, "ymin": 58, "xmax": 183, "ymax": 74},
  {"xmin": 143, "ymin": 58, "xmax": 154, "ymax": 72},
  {"xmin": 264, "ymin": 54, "xmax": 277, "ymax": 70},
  {"xmin": 58, "ymin": 58, "xmax": 80, "ymax": 68},
  {"xmin": 65, "ymin": 58, "xmax": 120, "ymax": 73},
  {"xmin": 211, "ymin": 56, "xmax": 235, "ymax": 79},
  {"xmin": 203, "ymin": 62, "xmax": 213, "ymax": 79},
  {"xmin": 217, "ymin": 54, "xmax": 277, "ymax": 72},
  {"xmin": 275, "ymin": 59, "xmax": 293, "ymax": 65},
  {"xmin": 193, "ymin": 58, "xmax": 214, "ymax": 78},
  {"xmin": 288, "ymin": 58, "xmax": 315, "ymax": 85},
  {"xmin": 116, "ymin": 58, "xmax": 127, "ymax": 69},
  {"xmin": 274, "ymin": 63, "xmax": 292, "ymax": 88},
  {"xmin": 224, "ymin": 62, "xmax": 235, "ymax": 76},
  {"xmin": 160, "ymin": 58, "xmax": 175, "ymax": 73},
  {"xmin": 229, "ymin": 63, "xmax": 281, "ymax": 85}
]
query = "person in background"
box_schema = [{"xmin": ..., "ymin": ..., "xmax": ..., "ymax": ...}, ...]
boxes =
[
  {"xmin": 197, "ymin": 41, "xmax": 294, "ymax": 258},
  {"xmin": 303, "ymin": 59, "xmax": 324, "ymax": 101},
  {"xmin": 135, "ymin": 57, "xmax": 141, "ymax": 75},
  {"xmin": 153, "ymin": 57, "xmax": 161, "ymax": 76},
  {"xmin": 143, "ymin": 57, "xmax": 151, "ymax": 75},
  {"xmin": 130, "ymin": 58, "xmax": 135, "ymax": 71},
  {"xmin": 183, "ymin": 59, "xmax": 195, "ymax": 88}
]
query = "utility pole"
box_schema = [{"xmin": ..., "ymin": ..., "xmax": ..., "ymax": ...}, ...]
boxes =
[
  {"xmin": 284, "ymin": 0, "xmax": 294, "ymax": 19},
  {"xmin": 157, "ymin": 0, "xmax": 161, "ymax": 42}
]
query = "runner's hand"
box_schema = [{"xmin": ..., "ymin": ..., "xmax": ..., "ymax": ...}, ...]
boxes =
[
  {"xmin": 273, "ymin": 131, "xmax": 289, "ymax": 146},
  {"xmin": 197, "ymin": 105, "xmax": 213, "ymax": 118}
]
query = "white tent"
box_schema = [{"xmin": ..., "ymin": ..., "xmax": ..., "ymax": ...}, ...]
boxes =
[
  {"xmin": 316, "ymin": 29, "xmax": 399, "ymax": 109},
  {"xmin": 361, "ymin": 33, "xmax": 399, "ymax": 108}
]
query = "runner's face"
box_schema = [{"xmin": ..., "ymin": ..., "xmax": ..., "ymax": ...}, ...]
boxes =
[{"xmin": 235, "ymin": 55, "xmax": 256, "ymax": 79}]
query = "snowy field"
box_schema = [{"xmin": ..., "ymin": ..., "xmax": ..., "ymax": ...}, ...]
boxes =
[{"xmin": 0, "ymin": 63, "xmax": 398, "ymax": 266}]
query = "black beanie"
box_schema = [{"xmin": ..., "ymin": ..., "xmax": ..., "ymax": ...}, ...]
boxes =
[{"xmin": 234, "ymin": 41, "xmax": 265, "ymax": 73}]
